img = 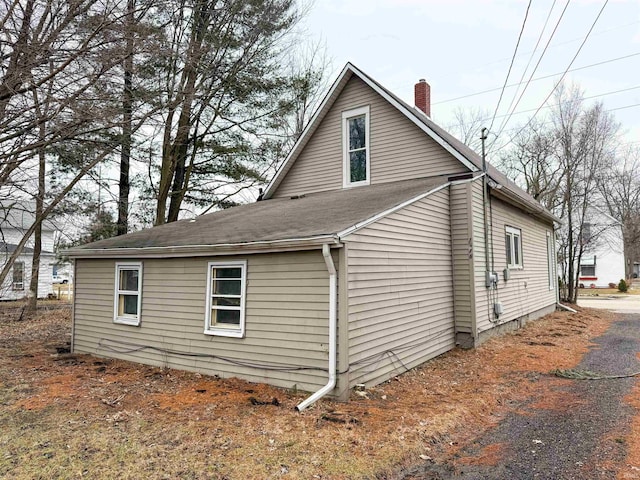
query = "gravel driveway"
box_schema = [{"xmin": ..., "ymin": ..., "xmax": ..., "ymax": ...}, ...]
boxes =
[{"xmin": 400, "ymin": 313, "xmax": 640, "ymax": 479}]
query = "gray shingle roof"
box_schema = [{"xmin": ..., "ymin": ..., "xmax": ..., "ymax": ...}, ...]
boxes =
[
  {"xmin": 0, "ymin": 242, "xmax": 34, "ymax": 254},
  {"xmin": 69, "ymin": 177, "xmax": 448, "ymax": 254}
]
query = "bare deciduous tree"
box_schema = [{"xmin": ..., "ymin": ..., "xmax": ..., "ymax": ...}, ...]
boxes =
[{"xmin": 499, "ymin": 83, "xmax": 619, "ymax": 303}]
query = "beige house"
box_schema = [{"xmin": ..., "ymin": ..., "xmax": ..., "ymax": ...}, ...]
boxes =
[{"xmin": 67, "ymin": 64, "xmax": 559, "ymax": 409}]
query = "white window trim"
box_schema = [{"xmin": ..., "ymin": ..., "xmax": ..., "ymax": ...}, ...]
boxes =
[
  {"xmin": 113, "ymin": 262, "xmax": 143, "ymax": 326},
  {"xmin": 547, "ymin": 231, "xmax": 555, "ymax": 290},
  {"xmin": 12, "ymin": 261, "xmax": 25, "ymax": 291},
  {"xmin": 342, "ymin": 105, "xmax": 371, "ymax": 188},
  {"xmin": 506, "ymin": 226, "xmax": 523, "ymax": 269},
  {"xmin": 205, "ymin": 260, "xmax": 247, "ymax": 338}
]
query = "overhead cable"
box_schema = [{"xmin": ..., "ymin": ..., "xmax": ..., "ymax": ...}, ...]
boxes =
[
  {"xmin": 493, "ymin": 0, "xmax": 570, "ymax": 142},
  {"xmin": 490, "ymin": 0, "xmax": 611, "ymax": 154},
  {"xmin": 488, "ymin": 0, "xmax": 533, "ymax": 133}
]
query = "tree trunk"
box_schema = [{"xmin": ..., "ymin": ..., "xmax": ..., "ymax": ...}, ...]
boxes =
[
  {"xmin": 117, "ymin": 0, "xmax": 135, "ymax": 236},
  {"xmin": 27, "ymin": 116, "xmax": 46, "ymax": 313}
]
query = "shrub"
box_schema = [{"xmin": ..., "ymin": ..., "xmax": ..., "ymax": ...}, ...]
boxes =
[
  {"xmin": 608, "ymin": 282, "xmax": 617, "ymax": 289},
  {"xmin": 618, "ymin": 279, "xmax": 629, "ymax": 293}
]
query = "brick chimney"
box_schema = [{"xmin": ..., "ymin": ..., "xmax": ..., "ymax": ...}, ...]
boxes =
[{"xmin": 414, "ymin": 79, "xmax": 431, "ymax": 117}]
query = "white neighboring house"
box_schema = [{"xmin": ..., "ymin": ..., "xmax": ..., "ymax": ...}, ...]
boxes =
[
  {"xmin": 578, "ymin": 207, "xmax": 625, "ymax": 288},
  {"xmin": 0, "ymin": 206, "xmax": 57, "ymax": 300}
]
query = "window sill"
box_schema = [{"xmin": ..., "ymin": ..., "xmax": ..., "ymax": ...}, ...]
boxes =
[
  {"xmin": 507, "ymin": 265, "xmax": 524, "ymax": 270},
  {"xmin": 343, "ymin": 179, "xmax": 370, "ymax": 189},
  {"xmin": 114, "ymin": 317, "xmax": 140, "ymax": 326},
  {"xmin": 204, "ymin": 328, "xmax": 244, "ymax": 338}
]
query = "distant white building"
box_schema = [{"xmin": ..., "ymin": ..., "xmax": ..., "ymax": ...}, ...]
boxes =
[
  {"xmin": 577, "ymin": 208, "xmax": 625, "ymax": 288},
  {"xmin": 0, "ymin": 205, "xmax": 57, "ymax": 300}
]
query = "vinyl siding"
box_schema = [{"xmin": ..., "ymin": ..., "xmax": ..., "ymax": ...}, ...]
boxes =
[
  {"xmin": 470, "ymin": 181, "xmax": 556, "ymax": 334},
  {"xmin": 449, "ymin": 182, "xmax": 475, "ymax": 335},
  {"xmin": 272, "ymin": 76, "xmax": 468, "ymax": 198},
  {"xmin": 1, "ymin": 253, "xmax": 54, "ymax": 300},
  {"xmin": 345, "ymin": 189, "xmax": 455, "ymax": 387},
  {"xmin": 73, "ymin": 250, "xmax": 338, "ymax": 393}
]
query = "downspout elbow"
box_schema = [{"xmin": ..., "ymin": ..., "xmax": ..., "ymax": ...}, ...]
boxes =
[{"xmin": 296, "ymin": 243, "xmax": 337, "ymax": 411}]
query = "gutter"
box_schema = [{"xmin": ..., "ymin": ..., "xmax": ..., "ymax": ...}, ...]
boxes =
[
  {"xmin": 63, "ymin": 235, "xmax": 339, "ymax": 259},
  {"xmin": 296, "ymin": 243, "xmax": 337, "ymax": 411}
]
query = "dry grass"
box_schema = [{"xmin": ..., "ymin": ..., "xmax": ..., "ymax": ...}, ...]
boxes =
[{"xmin": 0, "ymin": 305, "xmax": 620, "ymax": 479}]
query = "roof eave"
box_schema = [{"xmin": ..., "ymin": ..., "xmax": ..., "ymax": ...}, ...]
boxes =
[
  {"xmin": 491, "ymin": 188, "xmax": 560, "ymax": 224},
  {"xmin": 64, "ymin": 235, "xmax": 342, "ymax": 259}
]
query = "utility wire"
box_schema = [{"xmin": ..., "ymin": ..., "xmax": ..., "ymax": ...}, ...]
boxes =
[
  {"xmin": 434, "ymin": 51, "xmax": 638, "ymax": 106},
  {"xmin": 490, "ymin": 0, "xmax": 611, "ymax": 155},
  {"xmin": 493, "ymin": 0, "xmax": 570, "ymax": 142},
  {"xmin": 488, "ymin": 0, "xmax": 532, "ymax": 133},
  {"xmin": 436, "ymin": 19, "xmax": 640, "ymax": 85},
  {"xmin": 446, "ymin": 84, "xmax": 640, "ymax": 131}
]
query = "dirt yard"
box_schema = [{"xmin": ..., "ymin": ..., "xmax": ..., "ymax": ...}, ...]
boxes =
[{"xmin": 0, "ymin": 303, "xmax": 635, "ymax": 479}]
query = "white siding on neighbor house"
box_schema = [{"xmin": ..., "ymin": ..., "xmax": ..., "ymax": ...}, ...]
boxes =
[
  {"xmin": 272, "ymin": 76, "xmax": 468, "ymax": 198},
  {"xmin": 470, "ymin": 182, "xmax": 556, "ymax": 334},
  {"xmin": 1, "ymin": 226, "xmax": 56, "ymax": 253},
  {"xmin": 449, "ymin": 182, "xmax": 475, "ymax": 336},
  {"xmin": 73, "ymin": 250, "xmax": 338, "ymax": 393},
  {"xmin": 578, "ymin": 208, "xmax": 625, "ymax": 287},
  {"xmin": 345, "ymin": 189, "xmax": 455, "ymax": 387},
  {"xmin": 1, "ymin": 224, "xmax": 57, "ymax": 300},
  {"xmin": 0, "ymin": 253, "xmax": 54, "ymax": 300}
]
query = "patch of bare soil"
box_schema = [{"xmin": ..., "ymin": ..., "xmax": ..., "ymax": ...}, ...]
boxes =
[{"xmin": 0, "ymin": 306, "xmax": 616, "ymax": 479}]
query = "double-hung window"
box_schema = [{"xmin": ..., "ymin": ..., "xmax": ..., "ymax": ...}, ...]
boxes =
[
  {"xmin": 342, "ymin": 106, "xmax": 370, "ymax": 187},
  {"xmin": 547, "ymin": 231, "xmax": 555, "ymax": 290},
  {"xmin": 12, "ymin": 261, "xmax": 24, "ymax": 290},
  {"xmin": 205, "ymin": 261, "xmax": 246, "ymax": 338},
  {"xmin": 505, "ymin": 226, "xmax": 523, "ymax": 269},
  {"xmin": 114, "ymin": 262, "xmax": 142, "ymax": 325},
  {"xmin": 579, "ymin": 256, "xmax": 596, "ymax": 277}
]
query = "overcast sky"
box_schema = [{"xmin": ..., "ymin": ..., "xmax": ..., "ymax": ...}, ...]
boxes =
[{"xmin": 300, "ymin": 0, "xmax": 640, "ymax": 155}]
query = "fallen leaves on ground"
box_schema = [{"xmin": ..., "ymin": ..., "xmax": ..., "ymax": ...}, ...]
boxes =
[{"xmin": 0, "ymin": 304, "xmax": 619, "ymax": 479}]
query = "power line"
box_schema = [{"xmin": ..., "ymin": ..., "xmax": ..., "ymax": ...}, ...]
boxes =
[
  {"xmin": 607, "ymin": 102, "xmax": 640, "ymax": 113},
  {"xmin": 447, "ymin": 19, "xmax": 640, "ymax": 80},
  {"xmin": 488, "ymin": 0, "xmax": 532, "ymax": 133},
  {"xmin": 487, "ymin": 100, "xmax": 639, "ymax": 153},
  {"xmin": 490, "ymin": 0, "xmax": 611, "ymax": 155},
  {"xmin": 494, "ymin": 0, "xmax": 570, "ymax": 141},
  {"xmin": 446, "ymin": 84, "xmax": 640, "ymax": 130},
  {"xmin": 434, "ymin": 51, "xmax": 638, "ymax": 106}
]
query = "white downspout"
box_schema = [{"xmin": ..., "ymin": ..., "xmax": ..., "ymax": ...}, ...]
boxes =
[{"xmin": 296, "ymin": 243, "xmax": 337, "ymax": 411}]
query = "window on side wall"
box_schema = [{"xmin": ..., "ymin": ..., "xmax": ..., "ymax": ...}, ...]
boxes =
[
  {"xmin": 205, "ymin": 261, "xmax": 246, "ymax": 338},
  {"xmin": 580, "ymin": 264, "xmax": 596, "ymax": 276},
  {"xmin": 12, "ymin": 261, "xmax": 24, "ymax": 290},
  {"xmin": 505, "ymin": 226, "xmax": 523, "ymax": 269},
  {"xmin": 342, "ymin": 106, "xmax": 370, "ymax": 187},
  {"xmin": 547, "ymin": 231, "xmax": 555, "ymax": 290},
  {"xmin": 113, "ymin": 262, "xmax": 142, "ymax": 325}
]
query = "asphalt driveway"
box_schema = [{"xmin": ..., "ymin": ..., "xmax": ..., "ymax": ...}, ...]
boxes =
[{"xmin": 399, "ymin": 312, "xmax": 640, "ymax": 479}]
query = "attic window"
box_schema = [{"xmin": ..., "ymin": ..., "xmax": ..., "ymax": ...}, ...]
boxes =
[{"xmin": 342, "ymin": 106, "xmax": 370, "ymax": 187}]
